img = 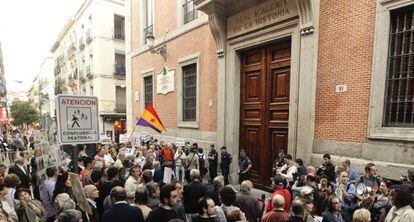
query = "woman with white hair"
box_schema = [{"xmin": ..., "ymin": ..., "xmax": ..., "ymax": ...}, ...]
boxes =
[
  {"xmin": 57, "ymin": 209, "xmax": 82, "ymax": 222},
  {"xmin": 54, "ymin": 193, "xmax": 76, "ymax": 214}
]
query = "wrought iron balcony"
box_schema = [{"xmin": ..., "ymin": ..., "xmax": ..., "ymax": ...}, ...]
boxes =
[
  {"xmin": 114, "ymin": 65, "xmax": 126, "ymax": 77},
  {"xmin": 86, "ymin": 65, "xmax": 93, "ymax": 79},
  {"xmin": 114, "ymin": 106, "xmax": 126, "ymax": 113},
  {"xmin": 79, "ymin": 37, "xmax": 85, "ymax": 50},
  {"xmin": 86, "ymin": 29, "xmax": 92, "ymax": 43},
  {"xmin": 54, "ymin": 66, "xmax": 61, "ymax": 76},
  {"xmin": 79, "ymin": 70, "xmax": 85, "ymax": 81},
  {"xmin": 114, "ymin": 29, "xmax": 125, "ymax": 40},
  {"xmin": 67, "ymin": 44, "xmax": 76, "ymax": 58},
  {"xmin": 144, "ymin": 25, "xmax": 153, "ymax": 44},
  {"xmin": 57, "ymin": 55, "xmax": 65, "ymax": 66}
]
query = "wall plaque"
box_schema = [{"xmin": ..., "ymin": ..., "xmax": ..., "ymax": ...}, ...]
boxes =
[
  {"xmin": 227, "ymin": 0, "xmax": 298, "ymax": 39},
  {"xmin": 157, "ymin": 70, "xmax": 175, "ymax": 95}
]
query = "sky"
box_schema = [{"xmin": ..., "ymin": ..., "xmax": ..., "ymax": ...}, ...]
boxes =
[{"xmin": 0, "ymin": 0, "xmax": 85, "ymax": 93}]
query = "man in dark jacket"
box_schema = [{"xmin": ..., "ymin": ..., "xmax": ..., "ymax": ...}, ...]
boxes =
[
  {"xmin": 102, "ymin": 186, "xmax": 144, "ymax": 222},
  {"xmin": 8, "ymin": 157, "xmax": 31, "ymax": 189},
  {"xmin": 84, "ymin": 184, "xmax": 100, "ymax": 222},
  {"xmin": 234, "ymin": 180, "xmax": 261, "ymax": 222},
  {"xmin": 183, "ymin": 169, "xmax": 207, "ymax": 221},
  {"xmin": 97, "ymin": 167, "xmax": 124, "ymax": 215},
  {"xmin": 316, "ymin": 153, "xmax": 336, "ymax": 183},
  {"xmin": 286, "ymin": 199, "xmax": 306, "ymax": 222},
  {"xmin": 147, "ymin": 184, "xmax": 183, "ymax": 222}
]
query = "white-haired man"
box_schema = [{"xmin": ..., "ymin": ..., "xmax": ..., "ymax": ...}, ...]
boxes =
[
  {"xmin": 183, "ymin": 169, "xmax": 207, "ymax": 222},
  {"xmin": 84, "ymin": 184, "xmax": 100, "ymax": 222},
  {"xmin": 234, "ymin": 180, "xmax": 261, "ymax": 222}
]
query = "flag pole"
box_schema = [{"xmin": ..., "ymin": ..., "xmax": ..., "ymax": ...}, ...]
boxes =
[{"xmin": 128, "ymin": 125, "xmax": 138, "ymax": 142}]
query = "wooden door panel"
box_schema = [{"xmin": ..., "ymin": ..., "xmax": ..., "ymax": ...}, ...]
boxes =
[
  {"xmin": 270, "ymin": 129, "xmax": 289, "ymax": 178},
  {"xmin": 245, "ymin": 71, "xmax": 262, "ymax": 102},
  {"xmin": 242, "ymin": 48, "xmax": 263, "ymax": 66},
  {"xmin": 240, "ymin": 38, "xmax": 291, "ymax": 188},
  {"xmin": 241, "ymin": 126, "xmax": 262, "ymax": 184},
  {"xmin": 270, "ymin": 69, "xmax": 290, "ymax": 102}
]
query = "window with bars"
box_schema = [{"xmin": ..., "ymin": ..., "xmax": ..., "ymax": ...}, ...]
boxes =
[
  {"xmin": 182, "ymin": 63, "xmax": 197, "ymax": 121},
  {"xmin": 144, "ymin": 75, "xmax": 153, "ymax": 108},
  {"xmin": 384, "ymin": 5, "xmax": 414, "ymax": 127},
  {"xmin": 183, "ymin": 0, "xmax": 198, "ymax": 24}
]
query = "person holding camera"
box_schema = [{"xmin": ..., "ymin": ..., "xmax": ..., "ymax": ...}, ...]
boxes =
[
  {"xmin": 276, "ymin": 154, "xmax": 298, "ymax": 186},
  {"xmin": 316, "ymin": 154, "xmax": 336, "ymax": 183},
  {"xmin": 369, "ymin": 180, "xmax": 392, "ymax": 222},
  {"xmin": 334, "ymin": 171, "xmax": 357, "ymax": 215}
]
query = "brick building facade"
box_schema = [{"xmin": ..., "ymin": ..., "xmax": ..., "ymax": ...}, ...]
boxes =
[{"xmin": 126, "ymin": 0, "xmax": 414, "ymax": 187}]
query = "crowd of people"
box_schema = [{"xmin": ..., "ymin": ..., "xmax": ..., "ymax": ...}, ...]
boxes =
[{"xmin": 0, "ymin": 134, "xmax": 413, "ymax": 222}]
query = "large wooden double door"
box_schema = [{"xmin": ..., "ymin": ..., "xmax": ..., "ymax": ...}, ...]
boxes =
[{"xmin": 240, "ymin": 38, "xmax": 291, "ymax": 188}]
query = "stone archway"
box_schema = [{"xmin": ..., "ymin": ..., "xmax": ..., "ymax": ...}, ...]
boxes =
[{"xmin": 195, "ymin": 0, "xmax": 318, "ymax": 184}]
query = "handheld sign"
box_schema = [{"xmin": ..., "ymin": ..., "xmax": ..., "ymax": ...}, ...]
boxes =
[
  {"xmin": 119, "ymin": 133, "xmax": 129, "ymax": 144},
  {"xmin": 56, "ymin": 95, "xmax": 100, "ymax": 144}
]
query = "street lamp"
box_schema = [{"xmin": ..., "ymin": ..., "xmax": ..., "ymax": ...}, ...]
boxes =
[{"xmin": 146, "ymin": 32, "xmax": 167, "ymax": 61}]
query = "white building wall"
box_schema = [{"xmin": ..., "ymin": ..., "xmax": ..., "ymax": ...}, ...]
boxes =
[
  {"xmin": 51, "ymin": 0, "xmax": 126, "ymax": 141},
  {"xmin": 39, "ymin": 57, "xmax": 55, "ymax": 117}
]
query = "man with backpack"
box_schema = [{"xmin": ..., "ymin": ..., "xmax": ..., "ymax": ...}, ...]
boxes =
[{"xmin": 196, "ymin": 147, "xmax": 207, "ymax": 181}]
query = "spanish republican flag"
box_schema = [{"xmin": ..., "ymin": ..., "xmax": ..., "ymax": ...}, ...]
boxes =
[{"xmin": 136, "ymin": 103, "xmax": 166, "ymax": 133}]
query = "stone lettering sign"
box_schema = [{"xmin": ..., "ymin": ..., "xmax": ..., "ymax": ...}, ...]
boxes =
[{"xmin": 227, "ymin": 0, "xmax": 298, "ymax": 39}]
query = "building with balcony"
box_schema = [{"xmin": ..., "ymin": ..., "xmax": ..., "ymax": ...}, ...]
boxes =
[
  {"xmin": 127, "ymin": 0, "xmax": 414, "ymax": 188},
  {"xmin": 51, "ymin": 0, "xmax": 126, "ymax": 142}
]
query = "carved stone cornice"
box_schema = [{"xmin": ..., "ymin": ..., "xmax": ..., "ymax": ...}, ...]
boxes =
[
  {"xmin": 195, "ymin": 0, "xmax": 316, "ymax": 55},
  {"xmin": 194, "ymin": 0, "xmax": 228, "ymax": 57},
  {"xmin": 194, "ymin": 0, "xmax": 227, "ymax": 16},
  {"xmin": 295, "ymin": 0, "xmax": 314, "ymax": 35},
  {"xmin": 208, "ymin": 13, "xmax": 227, "ymax": 57}
]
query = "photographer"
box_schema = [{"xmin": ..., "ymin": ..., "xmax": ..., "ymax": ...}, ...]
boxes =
[
  {"xmin": 276, "ymin": 154, "xmax": 298, "ymax": 185},
  {"xmin": 369, "ymin": 180, "xmax": 392, "ymax": 222},
  {"xmin": 316, "ymin": 154, "xmax": 336, "ymax": 183},
  {"xmin": 334, "ymin": 171, "xmax": 357, "ymax": 215}
]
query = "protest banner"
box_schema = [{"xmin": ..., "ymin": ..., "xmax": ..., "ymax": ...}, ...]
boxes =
[
  {"xmin": 175, "ymin": 138, "xmax": 185, "ymax": 147},
  {"xmin": 69, "ymin": 172, "xmax": 92, "ymax": 214},
  {"xmin": 119, "ymin": 133, "xmax": 129, "ymax": 144},
  {"xmin": 100, "ymin": 134, "xmax": 112, "ymax": 144},
  {"xmin": 163, "ymin": 167, "xmax": 173, "ymax": 184}
]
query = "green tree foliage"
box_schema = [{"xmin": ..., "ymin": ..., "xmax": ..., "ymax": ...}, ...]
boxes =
[{"xmin": 10, "ymin": 100, "xmax": 40, "ymax": 126}]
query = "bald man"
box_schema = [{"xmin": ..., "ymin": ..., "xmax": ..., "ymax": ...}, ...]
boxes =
[
  {"xmin": 84, "ymin": 185, "xmax": 100, "ymax": 222},
  {"xmin": 234, "ymin": 180, "xmax": 261, "ymax": 222}
]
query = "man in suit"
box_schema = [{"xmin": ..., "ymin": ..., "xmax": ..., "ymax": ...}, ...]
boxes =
[
  {"xmin": 102, "ymin": 186, "xmax": 144, "ymax": 222},
  {"xmin": 183, "ymin": 169, "xmax": 207, "ymax": 221},
  {"xmin": 84, "ymin": 184, "xmax": 100, "ymax": 222},
  {"xmin": 7, "ymin": 157, "xmax": 30, "ymax": 189}
]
